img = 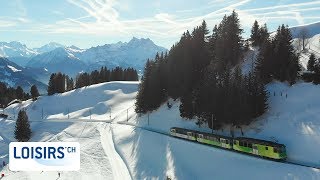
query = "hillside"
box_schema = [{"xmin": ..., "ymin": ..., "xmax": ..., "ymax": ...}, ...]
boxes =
[
  {"xmin": 290, "ymin": 21, "xmax": 320, "ymax": 39},
  {"xmin": 0, "ymin": 57, "xmax": 47, "ymax": 93},
  {"xmin": 292, "ymin": 33, "xmax": 320, "ymax": 70},
  {"xmin": 1, "ymin": 81, "xmax": 320, "ymax": 179}
]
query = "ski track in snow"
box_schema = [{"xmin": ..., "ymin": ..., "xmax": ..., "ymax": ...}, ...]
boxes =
[{"xmin": 98, "ymin": 123, "xmax": 132, "ymax": 180}]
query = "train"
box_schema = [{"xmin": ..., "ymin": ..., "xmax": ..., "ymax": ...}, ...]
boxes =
[{"xmin": 170, "ymin": 127, "xmax": 287, "ymax": 160}]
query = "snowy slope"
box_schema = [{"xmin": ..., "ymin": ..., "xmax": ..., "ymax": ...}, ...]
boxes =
[
  {"xmin": 290, "ymin": 21, "xmax": 320, "ymax": 39},
  {"xmin": 120, "ymin": 81, "xmax": 320, "ymax": 168},
  {"xmin": 292, "ymin": 34, "xmax": 320, "ymax": 70},
  {"xmin": 1, "ymin": 81, "xmax": 320, "ymax": 179},
  {"xmin": 0, "ymin": 81, "xmax": 138, "ymax": 180}
]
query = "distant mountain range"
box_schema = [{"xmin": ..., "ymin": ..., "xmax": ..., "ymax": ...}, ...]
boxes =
[
  {"xmin": 0, "ymin": 57, "xmax": 48, "ymax": 93},
  {"xmin": 0, "ymin": 37, "xmax": 167, "ymax": 77}
]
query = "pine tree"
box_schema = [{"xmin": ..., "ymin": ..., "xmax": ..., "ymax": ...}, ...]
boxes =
[
  {"xmin": 14, "ymin": 110, "xmax": 31, "ymax": 142},
  {"xmin": 134, "ymin": 11, "xmax": 269, "ymax": 129},
  {"xmin": 257, "ymin": 24, "xmax": 300, "ymax": 84},
  {"xmin": 66, "ymin": 77, "xmax": 74, "ymax": 91},
  {"xmin": 259, "ymin": 23, "xmax": 269, "ymax": 45},
  {"xmin": 30, "ymin": 85, "xmax": 40, "ymax": 100},
  {"xmin": 16, "ymin": 86, "xmax": 24, "ymax": 100},
  {"xmin": 48, "ymin": 73, "xmax": 56, "ymax": 95},
  {"xmin": 135, "ymin": 60, "xmax": 153, "ymax": 113},
  {"xmin": 251, "ymin": 20, "xmax": 260, "ymax": 46},
  {"xmin": 213, "ymin": 11, "xmax": 243, "ymax": 72},
  {"xmin": 308, "ymin": 53, "xmax": 316, "ymax": 72}
]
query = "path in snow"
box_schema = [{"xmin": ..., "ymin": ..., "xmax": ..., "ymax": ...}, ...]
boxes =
[{"xmin": 98, "ymin": 123, "xmax": 132, "ymax": 180}]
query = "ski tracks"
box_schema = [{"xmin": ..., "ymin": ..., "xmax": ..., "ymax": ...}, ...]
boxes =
[{"xmin": 98, "ymin": 123, "xmax": 132, "ymax": 180}]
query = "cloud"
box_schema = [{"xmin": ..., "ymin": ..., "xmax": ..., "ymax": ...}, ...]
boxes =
[
  {"xmin": 4, "ymin": 0, "xmax": 319, "ymax": 48},
  {"xmin": 12, "ymin": 0, "xmax": 27, "ymax": 17},
  {"xmin": 41, "ymin": 0, "xmax": 317, "ymax": 38},
  {"xmin": 52, "ymin": 11, "xmax": 64, "ymax": 16},
  {"xmin": 0, "ymin": 20, "xmax": 17, "ymax": 27},
  {"xmin": 0, "ymin": 17, "xmax": 31, "ymax": 28}
]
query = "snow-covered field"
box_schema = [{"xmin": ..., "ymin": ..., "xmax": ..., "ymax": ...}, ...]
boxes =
[{"xmin": 1, "ymin": 81, "xmax": 320, "ymax": 179}]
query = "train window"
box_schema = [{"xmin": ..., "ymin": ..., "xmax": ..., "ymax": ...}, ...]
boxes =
[
  {"xmin": 273, "ymin": 147, "xmax": 278, "ymax": 153},
  {"xmin": 248, "ymin": 143, "xmax": 252, "ymax": 148},
  {"xmin": 239, "ymin": 141, "xmax": 243, "ymax": 146},
  {"xmin": 265, "ymin": 147, "xmax": 268, "ymax": 150},
  {"xmin": 198, "ymin": 134, "xmax": 203, "ymax": 139},
  {"xmin": 226, "ymin": 140, "xmax": 229, "ymax": 144}
]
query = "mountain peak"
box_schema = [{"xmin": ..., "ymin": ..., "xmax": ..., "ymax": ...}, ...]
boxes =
[
  {"xmin": 68, "ymin": 45, "xmax": 81, "ymax": 50},
  {"xmin": 35, "ymin": 42, "xmax": 65, "ymax": 53},
  {"xmin": 128, "ymin": 37, "xmax": 155, "ymax": 46}
]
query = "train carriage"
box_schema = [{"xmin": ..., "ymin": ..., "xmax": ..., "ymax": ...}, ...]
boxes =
[
  {"xmin": 170, "ymin": 127, "xmax": 198, "ymax": 141},
  {"xmin": 196, "ymin": 131, "xmax": 233, "ymax": 149},
  {"xmin": 233, "ymin": 137, "xmax": 287, "ymax": 160}
]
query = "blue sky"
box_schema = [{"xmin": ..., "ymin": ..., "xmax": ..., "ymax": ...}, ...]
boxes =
[{"xmin": 0, "ymin": 0, "xmax": 319, "ymax": 49}]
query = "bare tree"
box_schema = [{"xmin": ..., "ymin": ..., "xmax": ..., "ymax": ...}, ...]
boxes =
[{"xmin": 298, "ymin": 28, "xmax": 310, "ymax": 51}]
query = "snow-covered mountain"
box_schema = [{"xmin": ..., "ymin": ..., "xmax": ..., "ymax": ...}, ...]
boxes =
[
  {"xmin": 0, "ymin": 41, "xmax": 38, "ymax": 66},
  {"xmin": 33, "ymin": 42, "xmax": 65, "ymax": 54},
  {"xmin": 0, "ymin": 41, "xmax": 65, "ymax": 67},
  {"xmin": 27, "ymin": 47, "xmax": 86, "ymax": 76},
  {"xmin": 81, "ymin": 37, "xmax": 167, "ymax": 71},
  {"xmin": 0, "ymin": 38, "xmax": 166, "ymax": 77},
  {"xmin": 26, "ymin": 37, "xmax": 167, "ymax": 76},
  {"xmin": 0, "ymin": 57, "xmax": 47, "ymax": 93}
]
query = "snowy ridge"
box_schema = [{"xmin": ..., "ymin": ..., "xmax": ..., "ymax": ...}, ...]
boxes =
[{"xmin": 290, "ymin": 21, "xmax": 320, "ymax": 39}]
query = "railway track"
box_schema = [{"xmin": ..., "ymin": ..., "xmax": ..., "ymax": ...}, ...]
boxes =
[{"xmin": 116, "ymin": 121, "xmax": 320, "ymax": 170}]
